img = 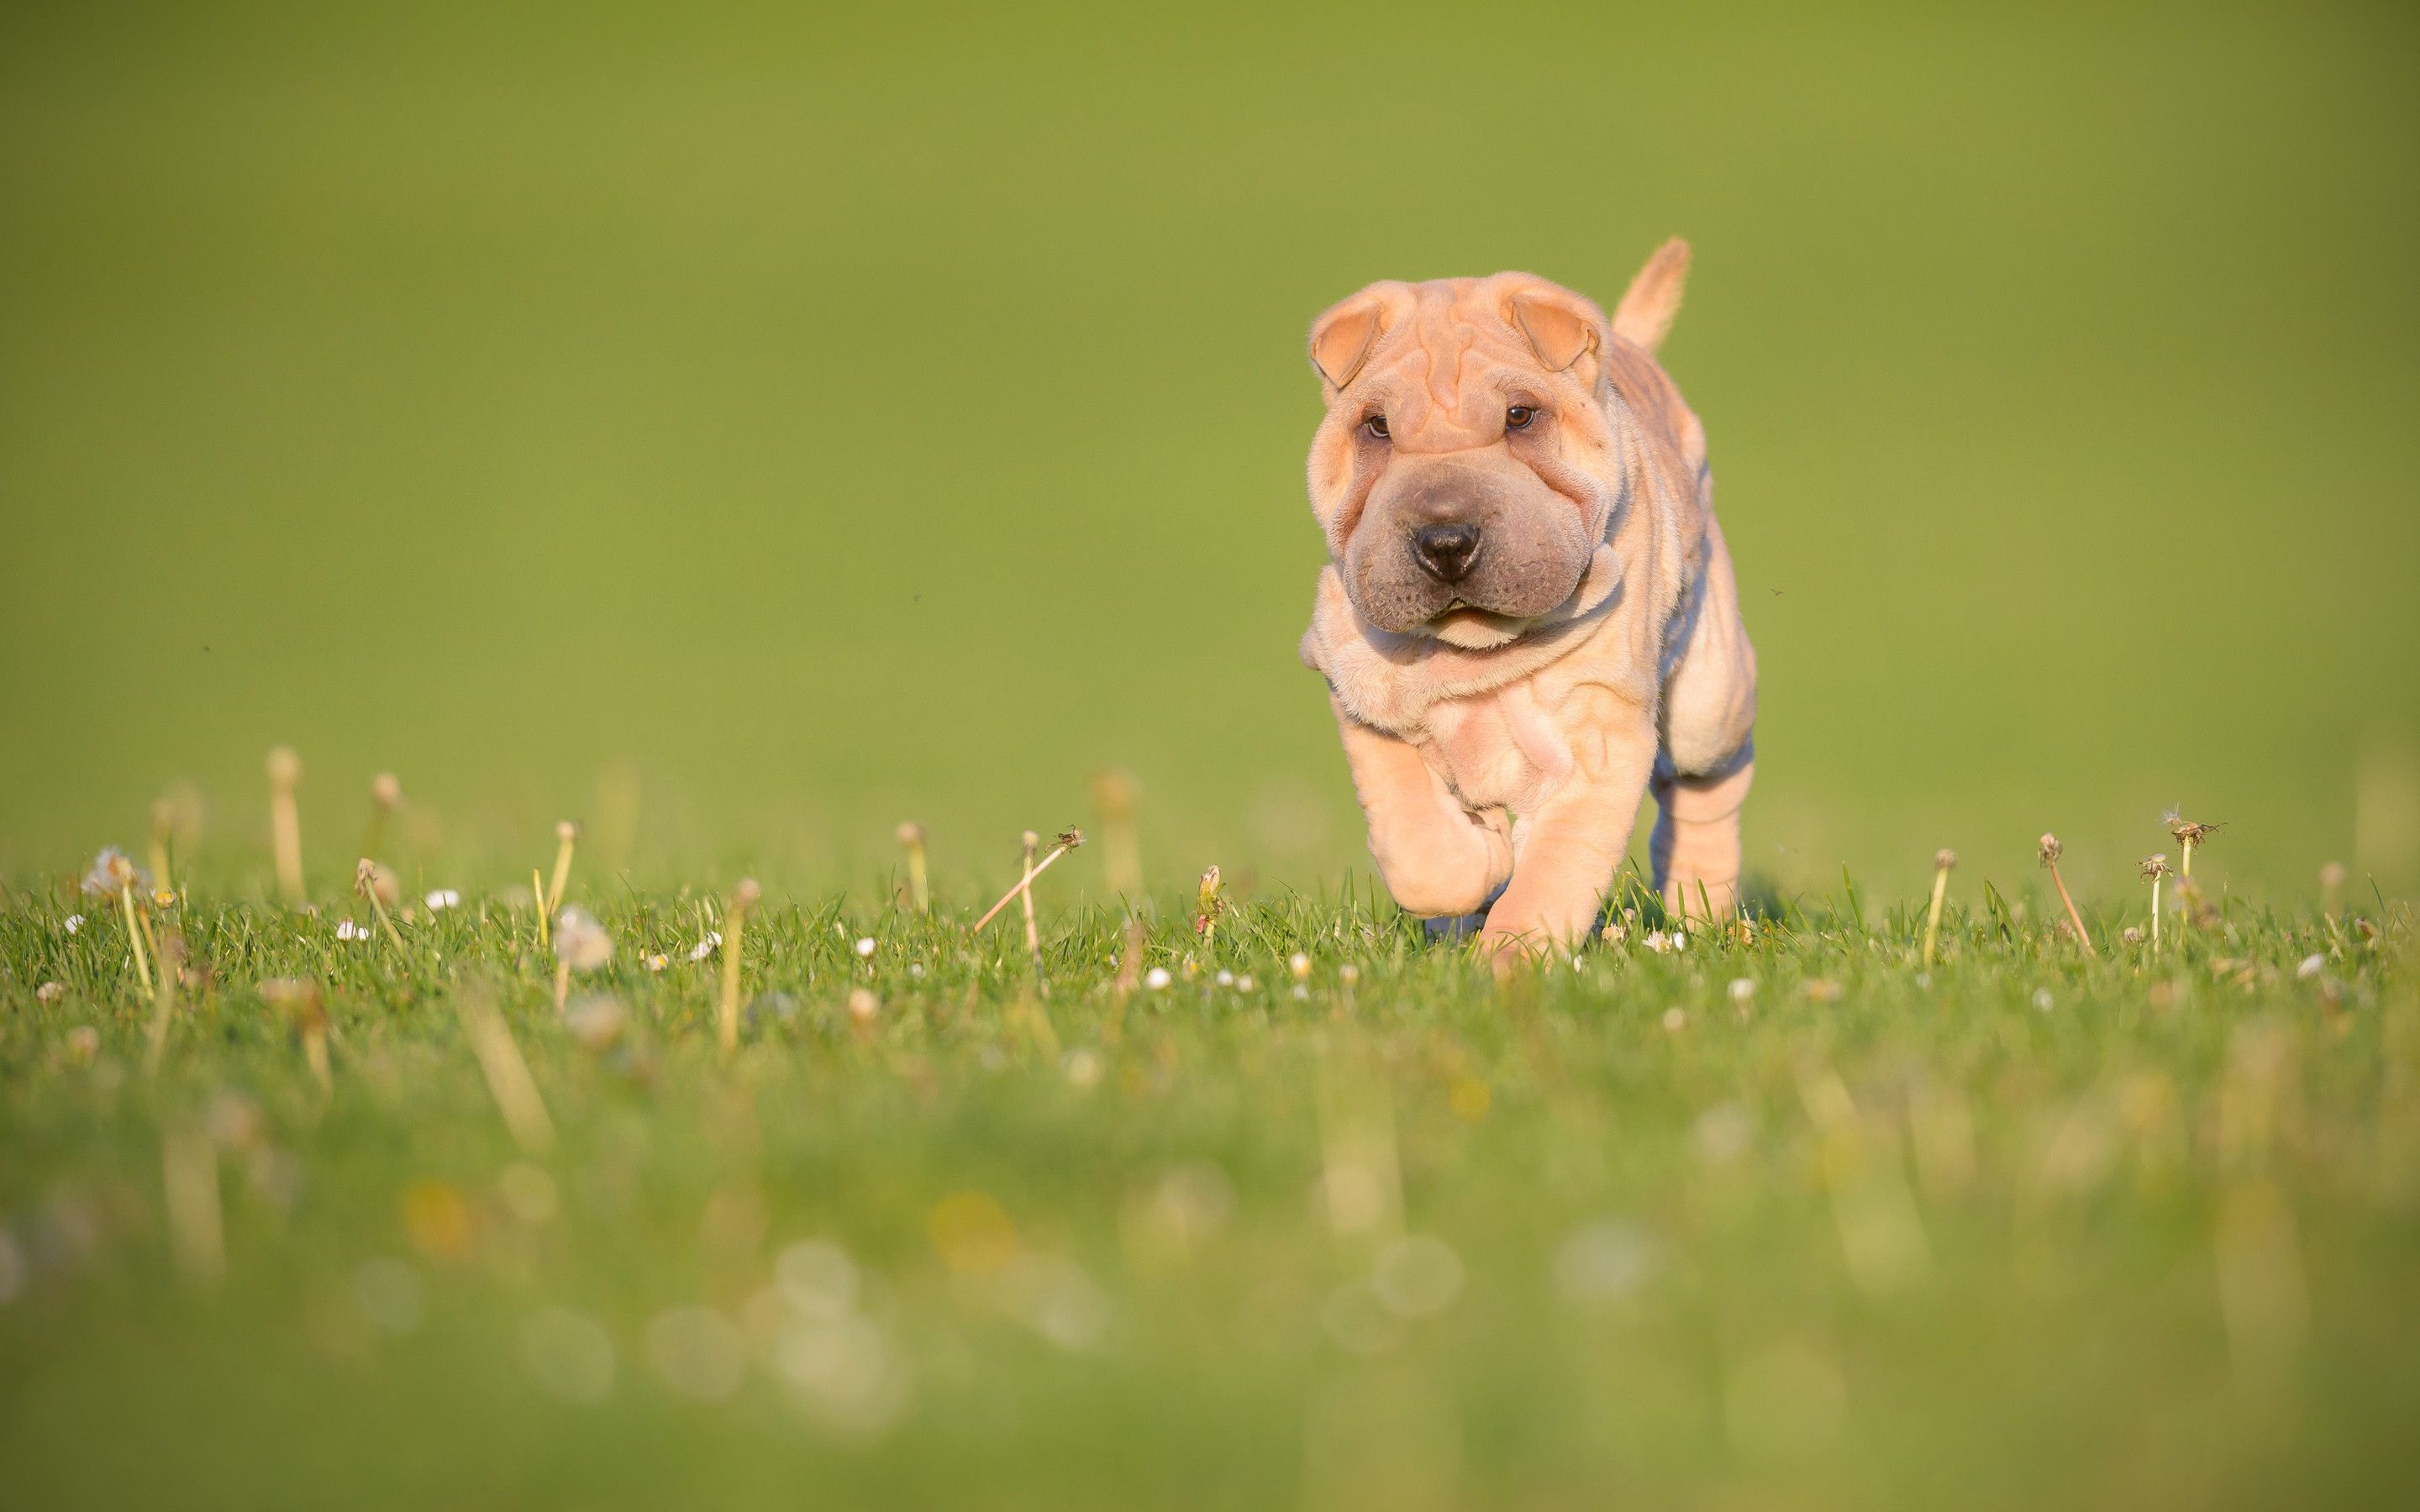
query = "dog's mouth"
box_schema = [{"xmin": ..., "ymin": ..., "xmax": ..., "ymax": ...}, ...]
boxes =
[{"xmin": 1425, "ymin": 603, "xmax": 1530, "ymax": 650}]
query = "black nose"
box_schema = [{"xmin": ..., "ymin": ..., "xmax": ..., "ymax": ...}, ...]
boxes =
[{"xmin": 1411, "ymin": 522, "xmax": 1482, "ymax": 584}]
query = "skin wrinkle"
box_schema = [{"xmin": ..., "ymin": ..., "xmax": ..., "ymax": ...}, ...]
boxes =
[{"xmin": 1300, "ymin": 252, "xmax": 1757, "ymax": 948}]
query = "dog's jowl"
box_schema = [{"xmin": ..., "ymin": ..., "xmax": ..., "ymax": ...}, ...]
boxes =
[{"xmin": 1299, "ymin": 241, "xmax": 1756, "ymax": 954}]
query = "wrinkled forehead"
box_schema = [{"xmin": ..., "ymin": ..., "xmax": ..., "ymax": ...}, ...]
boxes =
[{"xmin": 1359, "ymin": 281, "xmax": 1545, "ymax": 435}]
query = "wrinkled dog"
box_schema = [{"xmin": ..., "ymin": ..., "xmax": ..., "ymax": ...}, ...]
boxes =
[{"xmin": 1300, "ymin": 240, "xmax": 1755, "ymax": 953}]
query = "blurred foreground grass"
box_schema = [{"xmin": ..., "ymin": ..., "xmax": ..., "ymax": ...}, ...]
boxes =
[{"xmin": 3, "ymin": 874, "xmax": 2415, "ymax": 1509}]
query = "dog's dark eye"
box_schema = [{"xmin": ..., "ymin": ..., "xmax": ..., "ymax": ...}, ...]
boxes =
[
  {"xmin": 1505, "ymin": 405, "xmax": 1537, "ymax": 430},
  {"xmin": 1363, "ymin": 415, "xmax": 1390, "ymax": 440}
]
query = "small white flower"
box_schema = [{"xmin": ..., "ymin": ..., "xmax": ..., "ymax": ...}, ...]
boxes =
[
  {"xmin": 1236, "ymin": 974, "xmax": 1255, "ymax": 992},
  {"xmin": 424, "ymin": 889, "xmax": 461, "ymax": 911},
  {"xmin": 644, "ymin": 953, "xmax": 669, "ymax": 973},
  {"xmin": 1288, "ymin": 953, "xmax": 1311, "ymax": 981},
  {"xmin": 854, "ymin": 937, "xmax": 876, "ymax": 959},
  {"xmin": 2033, "ymin": 987, "xmax": 2054, "ymax": 1011},
  {"xmin": 1215, "ymin": 970, "xmax": 1234, "ymax": 987},
  {"xmin": 1727, "ymin": 978, "xmax": 1757, "ymax": 1003},
  {"xmin": 1062, "ymin": 1048, "xmax": 1102, "ymax": 1088},
  {"xmin": 1661, "ymin": 1007, "xmax": 1686, "ymax": 1032},
  {"xmin": 1644, "ymin": 931, "xmax": 1670, "ymax": 953},
  {"xmin": 2296, "ymin": 953, "xmax": 2324, "ymax": 980},
  {"xmin": 908, "ymin": 962, "xmax": 925, "ymax": 979},
  {"xmin": 688, "ymin": 932, "xmax": 723, "ymax": 963},
  {"xmin": 64, "ymin": 915, "xmax": 85, "ymax": 935},
  {"xmin": 335, "ymin": 919, "xmax": 366, "ymax": 942},
  {"xmin": 1144, "ymin": 967, "xmax": 1171, "ymax": 990}
]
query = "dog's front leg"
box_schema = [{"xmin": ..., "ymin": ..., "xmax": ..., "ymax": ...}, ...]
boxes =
[
  {"xmin": 1478, "ymin": 689, "xmax": 1660, "ymax": 954},
  {"xmin": 1331, "ymin": 697, "xmax": 1512, "ymax": 918}
]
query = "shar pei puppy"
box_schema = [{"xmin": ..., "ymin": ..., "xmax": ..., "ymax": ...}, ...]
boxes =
[{"xmin": 1299, "ymin": 240, "xmax": 1756, "ymax": 955}]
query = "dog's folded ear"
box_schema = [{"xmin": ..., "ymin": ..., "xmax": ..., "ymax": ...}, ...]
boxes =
[
  {"xmin": 1309, "ymin": 294, "xmax": 1387, "ymax": 390},
  {"xmin": 1505, "ymin": 287, "xmax": 1606, "ymax": 373}
]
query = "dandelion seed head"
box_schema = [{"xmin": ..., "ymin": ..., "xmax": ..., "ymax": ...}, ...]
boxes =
[
  {"xmin": 854, "ymin": 937, "xmax": 876, "ymax": 959},
  {"xmin": 553, "ymin": 907, "xmax": 613, "ymax": 972},
  {"xmin": 564, "ymin": 995, "xmax": 628, "ymax": 1050},
  {"xmin": 555, "ymin": 820, "xmax": 578, "ymax": 843},
  {"xmin": 895, "ymin": 822, "xmax": 924, "ymax": 847},
  {"xmin": 1144, "ymin": 967, "xmax": 1171, "ymax": 990},
  {"xmin": 81, "ymin": 848, "xmax": 146, "ymax": 900},
  {"xmin": 2038, "ymin": 833, "xmax": 2062, "ymax": 865},
  {"xmin": 2139, "ymin": 854, "xmax": 2169, "ymax": 879},
  {"xmin": 371, "ymin": 772, "xmax": 402, "ymax": 808},
  {"xmin": 266, "ymin": 746, "xmax": 302, "ymax": 786},
  {"xmin": 1933, "ymin": 848, "xmax": 1957, "ymax": 872}
]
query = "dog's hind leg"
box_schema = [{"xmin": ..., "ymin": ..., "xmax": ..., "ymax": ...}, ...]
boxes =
[
  {"xmin": 1651, "ymin": 754, "xmax": 1753, "ymax": 921},
  {"xmin": 1654, "ymin": 515, "xmax": 1758, "ymax": 921}
]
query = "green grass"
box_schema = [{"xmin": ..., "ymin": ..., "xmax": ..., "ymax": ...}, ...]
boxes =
[{"xmin": 3, "ymin": 870, "xmax": 2414, "ymax": 1509}]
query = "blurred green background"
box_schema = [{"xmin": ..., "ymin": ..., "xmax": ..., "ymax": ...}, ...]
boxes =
[{"xmin": 3, "ymin": 0, "xmax": 2416, "ymax": 902}]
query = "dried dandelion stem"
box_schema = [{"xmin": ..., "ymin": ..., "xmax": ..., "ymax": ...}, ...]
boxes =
[
  {"xmin": 150, "ymin": 799, "xmax": 176, "ymax": 896},
  {"xmin": 2168, "ymin": 816, "xmax": 2217, "ymax": 885},
  {"xmin": 532, "ymin": 869, "xmax": 550, "ymax": 951},
  {"xmin": 2319, "ymin": 861, "xmax": 2346, "ymax": 922},
  {"xmin": 2141, "ymin": 854, "xmax": 2170, "ymax": 951},
  {"xmin": 118, "ymin": 882, "xmax": 155, "ymax": 995},
  {"xmin": 1921, "ymin": 849, "xmax": 1955, "ymax": 969},
  {"xmin": 262, "ymin": 979, "xmax": 331, "ymax": 1095},
  {"xmin": 359, "ymin": 772, "xmax": 402, "ymax": 862},
  {"xmin": 545, "ymin": 822, "xmax": 578, "ymax": 913},
  {"xmin": 453, "ymin": 984, "xmax": 554, "ymax": 1153},
  {"xmin": 142, "ymin": 929, "xmax": 184, "ymax": 1078},
  {"xmin": 1018, "ymin": 832, "xmax": 1042, "ymax": 964},
  {"xmin": 267, "ymin": 746, "xmax": 305, "ymax": 906},
  {"xmin": 2039, "ymin": 833, "xmax": 2096, "ymax": 956},
  {"xmin": 718, "ymin": 878, "xmax": 761, "ymax": 1061},
  {"xmin": 973, "ymin": 828, "xmax": 1085, "ymax": 932},
  {"xmin": 897, "ymin": 822, "xmax": 930, "ymax": 914},
  {"xmin": 356, "ymin": 859, "xmax": 407, "ymax": 953}
]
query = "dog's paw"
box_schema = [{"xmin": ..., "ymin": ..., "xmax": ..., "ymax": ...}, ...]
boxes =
[{"xmin": 1472, "ymin": 925, "xmax": 1549, "ymax": 978}]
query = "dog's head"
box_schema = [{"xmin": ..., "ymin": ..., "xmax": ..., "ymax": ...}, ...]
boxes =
[{"xmin": 1305, "ymin": 260, "xmax": 1681, "ymax": 650}]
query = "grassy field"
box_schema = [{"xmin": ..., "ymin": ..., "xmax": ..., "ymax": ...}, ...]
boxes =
[
  {"xmin": 3, "ymin": 853, "xmax": 2414, "ymax": 1509},
  {"xmin": 5, "ymin": 2, "xmax": 2417, "ymax": 895}
]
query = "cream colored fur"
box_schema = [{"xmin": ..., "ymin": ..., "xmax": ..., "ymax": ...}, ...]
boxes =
[{"xmin": 1299, "ymin": 241, "xmax": 1756, "ymax": 953}]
